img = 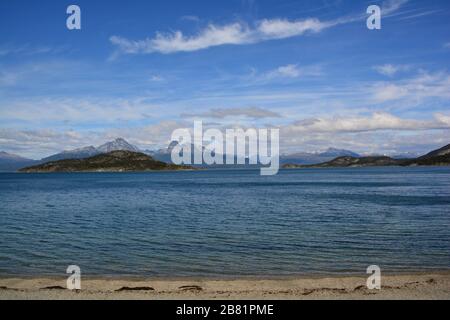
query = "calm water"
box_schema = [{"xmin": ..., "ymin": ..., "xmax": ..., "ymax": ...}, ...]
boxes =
[{"xmin": 0, "ymin": 167, "xmax": 449, "ymax": 278}]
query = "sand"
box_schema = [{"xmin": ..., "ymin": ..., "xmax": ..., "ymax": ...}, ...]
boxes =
[{"xmin": 0, "ymin": 272, "xmax": 449, "ymax": 300}]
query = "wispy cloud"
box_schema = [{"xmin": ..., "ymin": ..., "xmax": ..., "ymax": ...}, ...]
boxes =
[
  {"xmin": 181, "ymin": 15, "xmax": 200, "ymax": 22},
  {"xmin": 373, "ymin": 64, "xmax": 410, "ymax": 76},
  {"xmin": 110, "ymin": 0, "xmax": 409, "ymax": 55},
  {"xmin": 382, "ymin": 0, "xmax": 410, "ymax": 15},
  {"xmin": 181, "ymin": 106, "xmax": 282, "ymax": 119},
  {"xmin": 372, "ymin": 71, "xmax": 450, "ymax": 102},
  {"xmin": 0, "ymin": 61, "xmax": 63, "ymax": 86},
  {"xmin": 0, "ymin": 44, "xmax": 67, "ymax": 57},
  {"xmin": 149, "ymin": 74, "xmax": 164, "ymax": 82},
  {"xmin": 0, "ymin": 60, "xmax": 85, "ymax": 88},
  {"xmin": 110, "ymin": 23, "xmax": 252, "ymax": 54},
  {"xmin": 110, "ymin": 18, "xmax": 328, "ymax": 55},
  {"xmin": 268, "ymin": 64, "xmax": 302, "ymax": 78},
  {"xmin": 0, "ymin": 97, "xmax": 161, "ymax": 125},
  {"xmin": 265, "ymin": 64, "xmax": 322, "ymax": 79},
  {"xmin": 396, "ymin": 10, "xmax": 441, "ymax": 21}
]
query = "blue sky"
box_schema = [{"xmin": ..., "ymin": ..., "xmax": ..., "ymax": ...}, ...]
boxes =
[{"xmin": 0, "ymin": 0, "xmax": 449, "ymax": 158}]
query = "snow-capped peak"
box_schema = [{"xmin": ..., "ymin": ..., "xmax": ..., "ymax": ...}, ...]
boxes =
[{"xmin": 97, "ymin": 138, "xmax": 141, "ymax": 153}]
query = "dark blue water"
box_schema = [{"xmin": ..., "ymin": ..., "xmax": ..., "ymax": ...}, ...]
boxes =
[{"xmin": 0, "ymin": 167, "xmax": 449, "ymax": 278}]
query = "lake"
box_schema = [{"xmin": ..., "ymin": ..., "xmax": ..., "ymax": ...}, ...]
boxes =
[{"xmin": 0, "ymin": 167, "xmax": 449, "ymax": 278}]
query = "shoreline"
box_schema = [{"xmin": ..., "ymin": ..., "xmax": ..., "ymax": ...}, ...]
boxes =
[
  {"xmin": 1, "ymin": 272, "xmax": 449, "ymax": 300},
  {"xmin": 2, "ymin": 269, "xmax": 450, "ymax": 281},
  {"xmin": 4, "ymin": 165, "xmax": 449, "ymax": 174}
]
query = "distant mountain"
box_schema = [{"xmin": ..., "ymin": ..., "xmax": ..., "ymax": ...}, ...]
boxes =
[
  {"xmin": 147, "ymin": 141, "xmax": 253, "ymax": 167},
  {"xmin": 390, "ymin": 152, "xmax": 421, "ymax": 159},
  {"xmin": 147, "ymin": 143, "xmax": 357, "ymax": 167},
  {"xmin": 40, "ymin": 146, "xmax": 100, "ymax": 163},
  {"xmin": 144, "ymin": 141, "xmax": 178, "ymax": 163},
  {"xmin": 40, "ymin": 138, "xmax": 141, "ymax": 164},
  {"xmin": 0, "ymin": 151, "xmax": 31, "ymax": 161},
  {"xmin": 20, "ymin": 150, "xmax": 194, "ymax": 173},
  {"xmin": 283, "ymin": 144, "xmax": 450, "ymax": 168},
  {"xmin": 319, "ymin": 148, "xmax": 360, "ymax": 158},
  {"xmin": 0, "ymin": 151, "xmax": 37, "ymax": 172},
  {"xmin": 283, "ymin": 156, "xmax": 400, "ymax": 168},
  {"xmin": 6, "ymin": 140, "xmax": 450, "ymax": 172},
  {"xmin": 280, "ymin": 148, "xmax": 360, "ymax": 165}
]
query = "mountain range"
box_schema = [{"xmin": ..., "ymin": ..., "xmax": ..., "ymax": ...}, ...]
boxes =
[
  {"xmin": 0, "ymin": 151, "xmax": 36, "ymax": 172},
  {"xmin": 283, "ymin": 144, "xmax": 450, "ymax": 168},
  {"xmin": 1, "ymin": 138, "xmax": 449, "ymax": 171},
  {"xmin": 40, "ymin": 138, "xmax": 140, "ymax": 162},
  {"xmin": 280, "ymin": 148, "xmax": 360, "ymax": 165},
  {"xmin": 40, "ymin": 138, "xmax": 366, "ymax": 166}
]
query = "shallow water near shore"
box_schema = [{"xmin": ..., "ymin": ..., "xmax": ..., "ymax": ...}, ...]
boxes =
[{"xmin": 0, "ymin": 167, "xmax": 449, "ymax": 277}]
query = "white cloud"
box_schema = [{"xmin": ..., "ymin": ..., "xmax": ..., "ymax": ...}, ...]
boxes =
[
  {"xmin": 268, "ymin": 64, "xmax": 323, "ymax": 79},
  {"xmin": 279, "ymin": 129, "xmax": 449, "ymax": 157},
  {"xmin": 397, "ymin": 10, "xmax": 440, "ymax": 21},
  {"xmin": 286, "ymin": 112, "xmax": 450, "ymax": 134},
  {"xmin": 372, "ymin": 71, "xmax": 450, "ymax": 102},
  {"xmin": 435, "ymin": 113, "xmax": 450, "ymax": 126},
  {"xmin": 0, "ymin": 44, "xmax": 66, "ymax": 57},
  {"xmin": 110, "ymin": 19, "xmax": 329, "ymax": 55},
  {"xmin": 373, "ymin": 84, "xmax": 409, "ymax": 101},
  {"xmin": 279, "ymin": 111, "xmax": 450, "ymax": 155},
  {"xmin": 0, "ymin": 128, "xmax": 102, "ymax": 159},
  {"xmin": 382, "ymin": 0, "xmax": 410, "ymax": 15},
  {"xmin": 0, "ymin": 97, "xmax": 160, "ymax": 125},
  {"xmin": 2, "ymin": 111, "xmax": 448, "ymax": 159},
  {"xmin": 181, "ymin": 106, "xmax": 282, "ymax": 119},
  {"xmin": 149, "ymin": 74, "xmax": 164, "ymax": 82},
  {"xmin": 0, "ymin": 62, "xmax": 52, "ymax": 86},
  {"xmin": 269, "ymin": 64, "xmax": 301, "ymax": 78},
  {"xmin": 0, "ymin": 60, "xmax": 83, "ymax": 87},
  {"xmin": 110, "ymin": 0, "xmax": 409, "ymax": 55},
  {"xmin": 110, "ymin": 23, "xmax": 253, "ymax": 54},
  {"xmin": 256, "ymin": 18, "xmax": 329, "ymax": 39},
  {"xmin": 373, "ymin": 64, "xmax": 410, "ymax": 76},
  {"xmin": 0, "ymin": 121, "xmax": 189, "ymax": 159}
]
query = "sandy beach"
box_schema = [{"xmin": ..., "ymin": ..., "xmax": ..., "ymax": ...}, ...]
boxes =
[{"xmin": 0, "ymin": 273, "xmax": 449, "ymax": 300}]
